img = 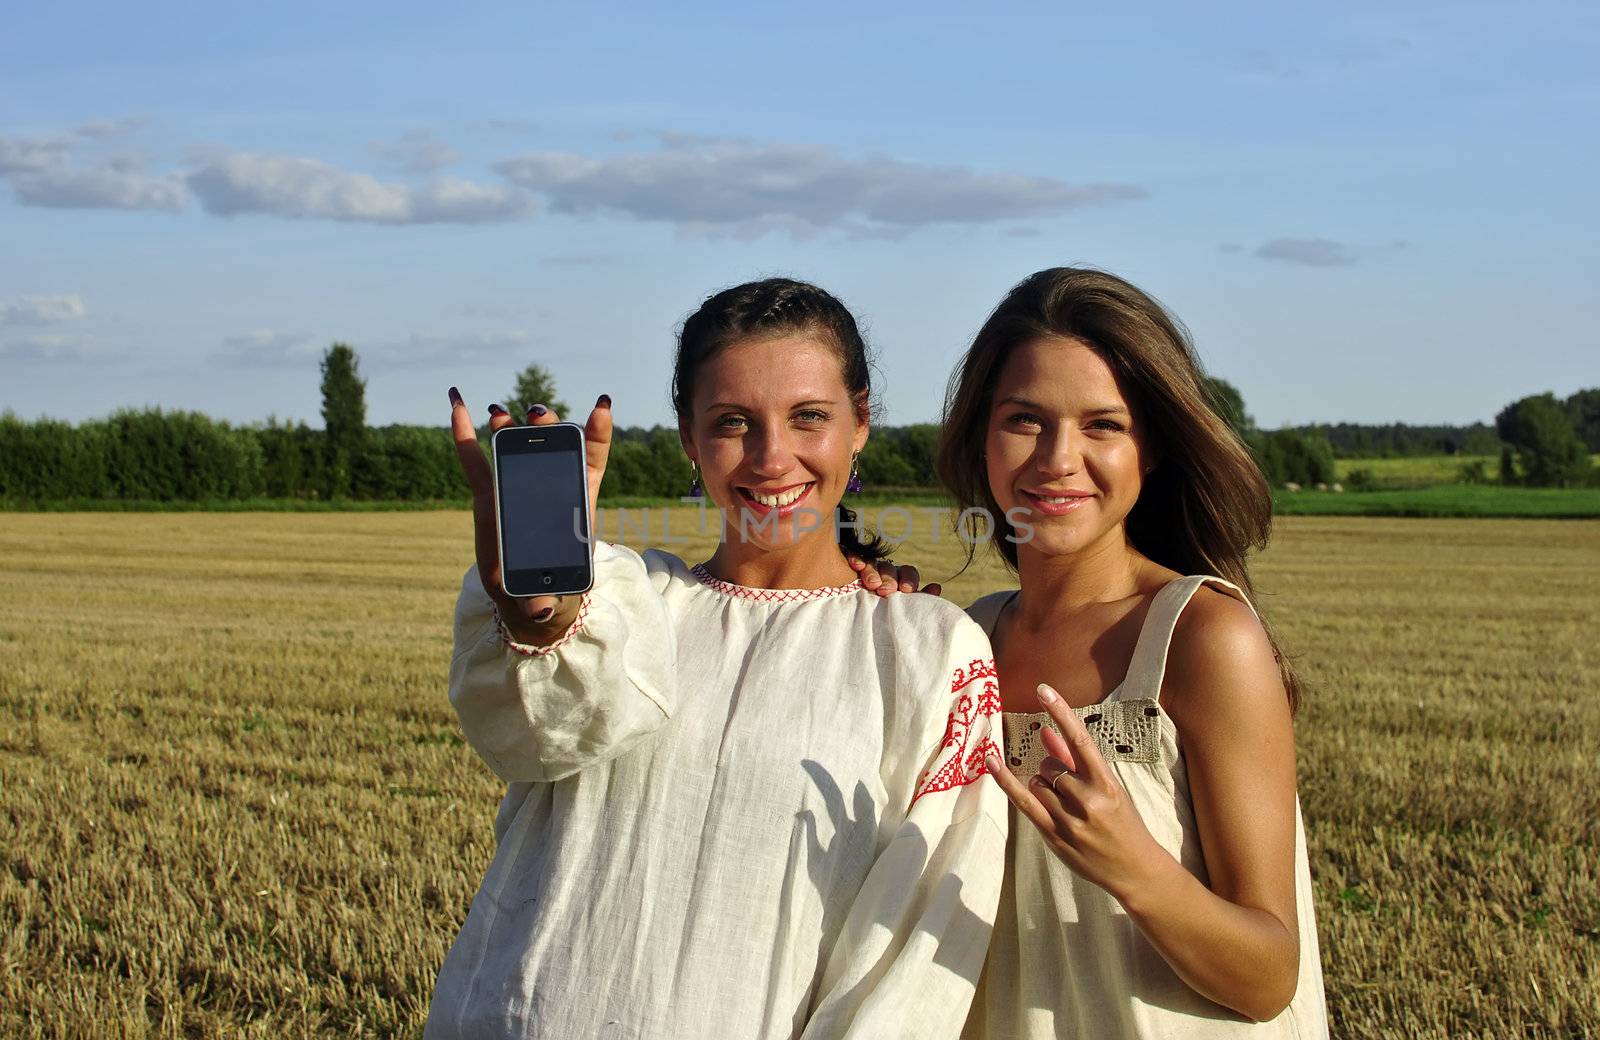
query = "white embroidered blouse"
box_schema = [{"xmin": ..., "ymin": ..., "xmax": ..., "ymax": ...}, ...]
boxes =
[{"xmin": 425, "ymin": 541, "xmax": 1008, "ymax": 1040}]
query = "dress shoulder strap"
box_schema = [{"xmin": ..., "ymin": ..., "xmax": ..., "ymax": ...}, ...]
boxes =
[{"xmin": 1115, "ymin": 575, "xmax": 1256, "ymax": 704}]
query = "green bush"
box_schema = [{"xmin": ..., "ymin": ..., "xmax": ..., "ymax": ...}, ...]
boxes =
[
  {"xmin": 1344, "ymin": 467, "xmax": 1376, "ymax": 492},
  {"xmin": 1257, "ymin": 428, "xmax": 1336, "ymax": 487},
  {"xmin": 1495, "ymin": 394, "xmax": 1591, "ymax": 488}
]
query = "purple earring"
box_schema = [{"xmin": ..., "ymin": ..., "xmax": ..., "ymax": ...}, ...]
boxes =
[
  {"xmin": 688, "ymin": 461, "xmax": 703, "ymax": 499},
  {"xmin": 846, "ymin": 452, "xmax": 863, "ymax": 494}
]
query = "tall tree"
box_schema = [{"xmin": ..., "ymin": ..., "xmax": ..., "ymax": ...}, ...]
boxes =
[
  {"xmin": 1564, "ymin": 388, "xmax": 1600, "ymax": 453},
  {"xmin": 1495, "ymin": 393, "xmax": 1591, "ymax": 487},
  {"xmin": 505, "ymin": 363, "xmax": 569, "ymax": 419},
  {"xmin": 320, "ymin": 343, "xmax": 367, "ymax": 498}
]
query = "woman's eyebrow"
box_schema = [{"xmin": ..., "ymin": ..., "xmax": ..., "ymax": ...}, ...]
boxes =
[
  {"xmin": 702, "ymin": 397, "xmax": 840, "ymax": 412},
  {"xmin": 996, "ymin": 396, "xmax": 1131, "ymax": 418}
]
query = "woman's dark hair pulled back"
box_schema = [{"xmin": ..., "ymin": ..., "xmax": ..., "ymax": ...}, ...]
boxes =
[{"xmin": 673, "ymin": 277, "xmax": 890, "ymax": 564}]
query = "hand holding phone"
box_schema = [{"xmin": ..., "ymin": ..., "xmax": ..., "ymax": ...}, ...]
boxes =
[{"xmin": 449, "ymin": 389, "xmax": 613, "ymax": 643}]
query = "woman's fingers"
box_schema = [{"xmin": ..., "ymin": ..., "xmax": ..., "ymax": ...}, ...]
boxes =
[
  {"xmin": 1034, "ymin": 754, "xmax": 1089, "ymax": 824},
  {"xmin": 1039, "ymin": 724, "xmax": 1077, "ymax": 773},
  {"xmin": 983, "ymin": 752, "xmax": 1057, "ymax": 834},
  {"xmin": 894, "ymin": 563, "xmax": 921, "ymax": 593},
  {"xmin": 919, "ymin": 582, "xmax": 943, "ymax": 598},
  {"xmin": 1036, "ymin": 684, "xmax": 1114, "ymax": 787},
  {"xmin": 451, "ymin": 389, "xmax": 507, "ymax": 597},
  {"xmin": 450, "ymin": 389, "xmax": 494, "ymax": 497},
  {"xmin": 583, "ymin": 396, "xmax": 613, "ymax": 517},
  {"xmin": 847, "ymin": 556, "xmax": 891, "ymax": 594}
]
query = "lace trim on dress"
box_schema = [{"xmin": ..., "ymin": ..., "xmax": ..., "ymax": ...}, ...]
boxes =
[
  {"xmin": 1001, "ymin": 698, "xmax": 1164, "ymax": 777},
  {"xmin": 690, "ymin": 564, "xmax": 864, "ymax": 603},
  {"xmin": 494, "ymin": 593, "xmax": 592, "ymax": 658}
]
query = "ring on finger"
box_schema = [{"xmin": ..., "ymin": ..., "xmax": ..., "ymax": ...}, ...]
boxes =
[{"xmin": 1049, "ymin": 769, "xmax": 1072, "ymax": 796}]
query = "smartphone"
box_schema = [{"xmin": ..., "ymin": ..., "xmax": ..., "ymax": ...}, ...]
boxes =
[{"xmin": 492, "ymin": 422, "xmax": 594, "ymax": 597}]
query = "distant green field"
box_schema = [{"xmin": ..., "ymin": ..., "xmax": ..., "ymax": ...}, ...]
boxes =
[
  {"xmin": 1334, "ymin": 454, "xmax": 1600, "ymax": 489},
  {"xmin": 1334, "ymin": 455, "xmax": 1497, "ymax": 488},
  {"xmin": 1273, "ymin": 484, "xmax": 1600, "ymax": 518}
]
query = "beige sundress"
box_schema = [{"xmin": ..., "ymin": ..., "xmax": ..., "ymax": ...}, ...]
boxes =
[{"xmin": 963, "ymin": 575, "xmax": 1329, "ymax": 1039}]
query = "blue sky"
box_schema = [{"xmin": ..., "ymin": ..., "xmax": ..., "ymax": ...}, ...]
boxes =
[{"xmin": 3, "ymin": 0, "xmax": 1596, "ymax": 431}]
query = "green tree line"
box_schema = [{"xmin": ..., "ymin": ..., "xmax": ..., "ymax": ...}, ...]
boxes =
[{"xmin": 1, "ymin": 345, "xmax": 1592, "ymax": 504}]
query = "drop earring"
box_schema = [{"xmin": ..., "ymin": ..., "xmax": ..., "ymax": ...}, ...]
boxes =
[
  {"xmin": 687, "ymin": 460, "xmax": 703, "ymax": 499},
  {"xmin": 846, "ymin": 452, "xmax": 863, "ymax": 494}
]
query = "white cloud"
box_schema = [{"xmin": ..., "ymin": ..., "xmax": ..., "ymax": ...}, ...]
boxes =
[
  {"xmin": 1254, "ymin": 237, "xmax": 1359, "ymax": 268},
  {"xmin": 0, "ymin": 134, "xmax": 73, "ymax": 173},
  {"xmin": 368, "ymin": 129, "xmax": 460, "ymax": 173},
  {"xmin": 380, "ymin": 330, "xmax": 545, "ymax": 369},
  {"xmin": 494, "ymin": 135, "xmax": 1145, "ymax": 234},
  {"xmin": 217, "ymin": 330, "xmax": 319, "ymax": 368},
  {"xmin": 187, "ymin": 152, "xmax": 532, "ymax": 224},
  {"xmin": 74, "ymin": 116, "xmax": 151, "ymax": 140},
  {"xmin": 0, "ymin": 334, "xmax": 93, "ymax": 363},
  {"xmin": 10, "ymin": 165, "xmax": 189, "ymax": 211},
  {"xmin": 0, "ymin": 294, "xmax": 87, "ymax": 326}
]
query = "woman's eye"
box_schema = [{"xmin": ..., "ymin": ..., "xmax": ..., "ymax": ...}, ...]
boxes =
[
  {"xmin": 1007, "ymin": 412, "xmax": 1043, "ymax": 428},
  {"xmin": 1088, "ymin": 419, "xmax": 1125, "ymax": 433},
  {"xmin": 715, "ymin": 414, "xmax": 747, "ymax": 430},
  {"xmin": 795, "ymin": 409, "xmax": 829, "ymax": 424}
]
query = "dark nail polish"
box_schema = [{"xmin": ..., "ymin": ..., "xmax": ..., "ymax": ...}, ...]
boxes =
[
  {"xmin": 487, "ymin": 403, "xmax": 506, "ymax": 416},
  {"xmin": 596, "ymin": 394, "xmax": 612, "ymax": 409},
  {"xmin": 448, "ymin": 386, "xmax": 463, "ymax": 407},
  {"xmin": 532, "ymin": 607, "xmax": 554, "ymax": 623},
  {"xmin": 529, "ymin": 404, "xmax": 548, "ymax": 418}
]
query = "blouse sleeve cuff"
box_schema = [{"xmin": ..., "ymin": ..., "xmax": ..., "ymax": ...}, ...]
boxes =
[{"xmin": 493, "ymin": 592, "xmax": 593, "ymax": 658}]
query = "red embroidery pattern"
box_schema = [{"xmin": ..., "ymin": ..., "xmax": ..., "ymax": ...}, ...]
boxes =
[
  {"xmin": 690, "ymin": 564, "xmax": 863, "ymax": 603},
  {"xmin": 913, "ymin": 658, "xmax": 1002, "ymax": 804},
  {"xmin": 494, "ymin": 592, "xmax": 592, "ymax": 658}
]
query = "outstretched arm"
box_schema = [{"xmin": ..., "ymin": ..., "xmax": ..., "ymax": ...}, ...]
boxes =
[{"xmin": 446, "ymin": 390, "xmax": 677, "ymax": 784}]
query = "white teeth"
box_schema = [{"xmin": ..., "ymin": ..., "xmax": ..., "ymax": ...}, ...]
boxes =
[{"xmin": 751, "ymin": 484, "xmax": 807, "ymax": 507}]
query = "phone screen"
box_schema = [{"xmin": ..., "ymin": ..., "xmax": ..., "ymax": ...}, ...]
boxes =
[
  {"xmin": 494, "ymin": 425, "xmax": 592, "ymax": 596},
  {"xmin": 499, "ymin": 451, "xmax": 588, "ymax": 571}
]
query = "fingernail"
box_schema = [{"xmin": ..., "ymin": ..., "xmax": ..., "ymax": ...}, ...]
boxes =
[
  {"xmin": 532, "ymin": 607, "xmax": 554, "ymax": 623},
  {"xmin": 488, "ymin": 403, "xmax": 507, "ymax": 416},
  {"xmin": 1037, "ymin": 684, "xmax": 1058, "ymax": 704},
  {"xmin": 448, "ymin": 386, "xmax": 463, "ymax": 407},
  {"xmin": 984, "ymin": 755, "xmax": 1002, "ymax": 771},
  {"xmin": 529, "ymin": 404, "xmax": 548, "ymax": 418},
  {"xmin": 596, "ymin": 394, "xmax": 612, "ymax": 409}
]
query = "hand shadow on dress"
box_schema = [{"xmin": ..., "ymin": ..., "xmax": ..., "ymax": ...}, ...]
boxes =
[{"xmin": 792, "ymin": 758, "xmax": 990, "ymax": 1028}]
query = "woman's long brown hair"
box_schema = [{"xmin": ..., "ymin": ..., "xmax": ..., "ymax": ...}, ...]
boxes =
[{"xmin": 936, "ymin": 267, "xmax": 1302, "ymax": 711}]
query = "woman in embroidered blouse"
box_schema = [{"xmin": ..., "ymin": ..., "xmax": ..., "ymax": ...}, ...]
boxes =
[
  {"xmin": 934, "ymin": 268, "xmax": 1328, "ymax": 1038},
  {"xmin": 424, "ymin": 278, "xmax": 1008, "ymax": 1040}
]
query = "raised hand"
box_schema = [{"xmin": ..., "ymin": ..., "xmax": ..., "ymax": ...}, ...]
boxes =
[
  {"xmin": 845, "ymin": 556, "xmax": 943, "ymax": 599},
  {"xmin": 983, "ymin": 683, "xmax": 1162, "ymax": 902},
  {"xmin": 449, "ymin": 388, "xmax": 614, "ymax": 644}
]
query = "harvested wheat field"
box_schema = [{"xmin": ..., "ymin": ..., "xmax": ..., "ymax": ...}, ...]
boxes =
[{"xmin": 1, "ymin": 510, "xmax": 1597, "ymax": 1038}]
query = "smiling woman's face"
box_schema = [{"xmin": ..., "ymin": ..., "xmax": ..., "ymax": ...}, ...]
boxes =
[
  {"xmin": 985, "ymin": 335, "xmax": 1153, "ymax": 560},
  {"xmin": 682, "ymin": 333, "xmax": 868, "ymax": 552}
]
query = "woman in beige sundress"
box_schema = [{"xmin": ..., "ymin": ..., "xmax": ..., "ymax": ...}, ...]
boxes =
[{"xmin": 938, "ymin": 267, "xmax": 1328, "ymax": 1038}]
